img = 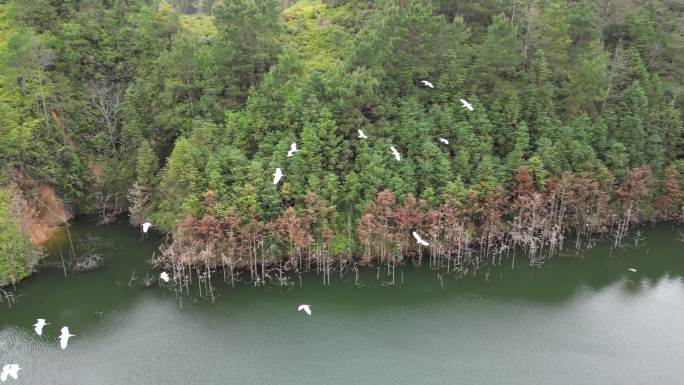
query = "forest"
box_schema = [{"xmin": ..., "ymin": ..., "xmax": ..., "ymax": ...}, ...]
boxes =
[{"xmin": 0, "ymin": 0, "xmax": 682, "ymax": 287}]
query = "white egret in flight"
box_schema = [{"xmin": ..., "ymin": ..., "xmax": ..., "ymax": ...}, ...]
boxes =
[
  {"xmin": 438, "ymin": 138, "xmax": 449, "ymax": 145},
  {"xmin": 390, "ymin": 146, "xmax": 401, "ymax": 161},
  {"xmin": 420, "ymin": 80, "xmax": 434, "ymax": 89},
  {"xmin": 273, "ymin": 168, "xmax": 283, "ymax": 185},
  {"xmin": 142, "ymin": 222, "xmax": 152, "ymax": 234},
  {"xmin": 160, "ymin": 271, "xmax": 170, "ymax": 283},
  {"xmin": 59, "ymin": 327, "xmax": 74, "ymax": 350},
  {"xmin": 0, "ymin": 364, "xmax": 20, "ymax": 382},
  {"xmin": 412, "ymin": 231, "xmax": 429, "ymax": 246},
  {"xmin": 287, "ymin": 143, "xmax": 298, "ymax": 157},
  {"xmin": 460, "ymin": 99, "xmax": 474, "ymax": 111},
  {"xmin": 33, "ymin": 318, "xmax": 49, "ymax": 336},
  {"xmin": 357, "ymin": 129, "xmax": 368, "ymax": 139},
  {"xmin": 627, "ymin": 268, "xmax": 637, "ymax": 273},
  {"xmin": 297, "ymin": 304, "xmax": 312, "ymax": 316}
]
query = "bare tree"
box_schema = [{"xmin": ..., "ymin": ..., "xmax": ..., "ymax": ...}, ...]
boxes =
[{"xmin": 89, "ymin": 81, "xmax": 123, "ymax": 155}]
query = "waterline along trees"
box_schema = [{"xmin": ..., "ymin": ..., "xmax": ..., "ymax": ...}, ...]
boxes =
[
  {"xmin": 0, "ymin": 185, "xmax": 40, "ymax": 286},
  {"xmin": 0, "ymin": 0, "xmax": 682, "ymax": 287}
]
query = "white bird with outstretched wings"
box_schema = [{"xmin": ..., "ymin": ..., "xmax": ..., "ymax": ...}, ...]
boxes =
[
  {"xmin": 412, "ymin": 231, "xmax": 429, "ymax": 246},
  {"xmin": 273, "ymin": 168, "xmax": 283, "ymax": 185},
  {"xmin": 390, "ymin": 146, "xmax": 401, "ymax": 161},
  {"xmin": 297, "ymin": 304, "xmax": 312, "ymax": 315}
]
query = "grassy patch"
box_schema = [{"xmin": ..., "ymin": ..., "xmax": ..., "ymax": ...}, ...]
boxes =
[
  {"xmin": 281, "ymin": 0, "xmax": 351, "ymax": 71},
  {"xmin": 179, "ymin": 14, "xmax": 217, "ymax": 38}
]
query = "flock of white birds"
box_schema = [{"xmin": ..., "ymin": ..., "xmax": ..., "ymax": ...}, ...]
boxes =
[
  {"xmin": 266, "ymin": 80, "xmax": 463, "ymax": 250},
  {"xmin": 1, "ymin": 322, "xmax": 74, "ymax": 381},
  {"xmin": 4, "ymin": 80, "xmax": 641, "ymax": 383},
  {"xmin": 272, "ymin": 80, "xmax": 470, "ymax": 186},
  {"xmin": 29, "ymin": 319, "xmax": 75, "ymax": 350}
]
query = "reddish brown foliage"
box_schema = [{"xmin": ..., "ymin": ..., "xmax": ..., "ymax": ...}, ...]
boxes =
[
  {"xmin": 653, "ymin": 165, "xmax": 683, "ymax": 221},
  {"xmin": 163, "ymin": 166, "xmax": 678, "ymax": 274}
]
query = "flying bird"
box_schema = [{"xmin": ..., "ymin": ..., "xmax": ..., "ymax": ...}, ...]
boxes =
[
  {"xmin": 160, "ymin": 271, "xmax": 170, "ymax": 283},
  {"xmin": 0, "ymin": 364, "xmax": 20, "ymax": 382},
  {"xmin": 33, "ymin": 318, "xmax": 49, "ymax": 336},
  {"xmin": 420, "ymin": 80, "xmax": 434, "ymax": 89},
  {"xmin": 273, "ymin": 168, "xmax": 283, "ymax": 185},
  {"xmin": 460, "ymin": 98, "xmax": 474, "ymax": 111},
  {"xmin": 390, "ymin": 146, "xmax": 401, "ymax": 161},
  {"xmin": 142, "ymin": 222, "xmax": 152, "ymax": 234},
  {"xmin": 438, "ymin": 138, "xmax": 449, "ymax": 145},
  {"xmin": 59, "ymin": 326, "xmax": 74, "ymax": 350},
  {"xmin": 357, "ymin": 129, "xmax": 368, "ymax": 139},
  {"xmin": 412, "ymin": 231, "xmax": 429, "ymax": 246},
  {"xmin": 287, "ymin": 143, "xmax": 298, "ymax": 157},
  {"xmin": 627, "ymin": 268, "xmax": 637, "ymax": 273},
  {"xmin": 297, "ymin": 304, "xmax": 312, "ymax": 316}
]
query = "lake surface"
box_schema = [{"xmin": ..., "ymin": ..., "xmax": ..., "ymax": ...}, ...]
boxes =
[{"xmin": 1, "ymin": 220, "xmax": 683, "ymax": 384}]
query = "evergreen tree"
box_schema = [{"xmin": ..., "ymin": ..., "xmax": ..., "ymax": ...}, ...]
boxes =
[
  {"xmin": 157, "ymin": 137, "xmax": 202, "ymax": 229},
  {"xmin": 212, "ymin": 0, "xmax": 282, "ymax": 108},
  {"xmin": 615, "ymin": 82, "xmax": 648, "ymax": 167},
  {"xmin": 505, "ymin": 122, "xmax": 530, "ymax": 180}
]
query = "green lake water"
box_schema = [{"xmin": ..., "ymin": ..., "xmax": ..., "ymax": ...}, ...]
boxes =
[{"xmin": 1, "ymin": 220, "xmax": 683, "ymax": 384}]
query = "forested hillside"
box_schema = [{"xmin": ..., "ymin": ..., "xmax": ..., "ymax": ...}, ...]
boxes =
[{"xmin": 1, "ymin": 0, "xmax": 683, "ymax": 285}]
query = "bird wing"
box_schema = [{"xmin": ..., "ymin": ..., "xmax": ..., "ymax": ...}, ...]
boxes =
[
  {"xmin": 60, "ymin": 327, "xmax": 74, "ymax": 338},
  {"xmin": 413, "ymin": 231, "xmax": 430, "ymax": 246},
  {"xmin": 298, "ymin": 305, "xmax": 311, "ymax": 315},
  {"xmin": 8, "ymin": 366, "xmax": 19, "ymax": 380}
]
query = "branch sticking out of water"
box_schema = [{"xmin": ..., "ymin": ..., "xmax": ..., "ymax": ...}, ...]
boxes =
[{"xmin": 0, "ymin": 289, "xmax": 17, "ymax": 309}]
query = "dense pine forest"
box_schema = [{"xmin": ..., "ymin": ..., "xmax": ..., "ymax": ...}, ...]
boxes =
[{"xmin": 1, "ymin": 0, "xmax": 683, "ymax": 286}]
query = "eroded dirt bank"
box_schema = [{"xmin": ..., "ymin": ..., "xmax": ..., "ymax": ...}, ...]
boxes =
[{"xmin": 16, "ymin": 180, "xmax": 71, "ymax": 246}]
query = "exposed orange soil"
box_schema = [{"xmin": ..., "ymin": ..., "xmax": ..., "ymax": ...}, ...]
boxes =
[{"xmin": 19, "ymin": 182, "xmax": 71, "ymax": 246}]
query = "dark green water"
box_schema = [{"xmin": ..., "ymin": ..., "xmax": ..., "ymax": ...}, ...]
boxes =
[{"xmin": 1, "ymin": 220, "xmax": 683, "ymax": 384}]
